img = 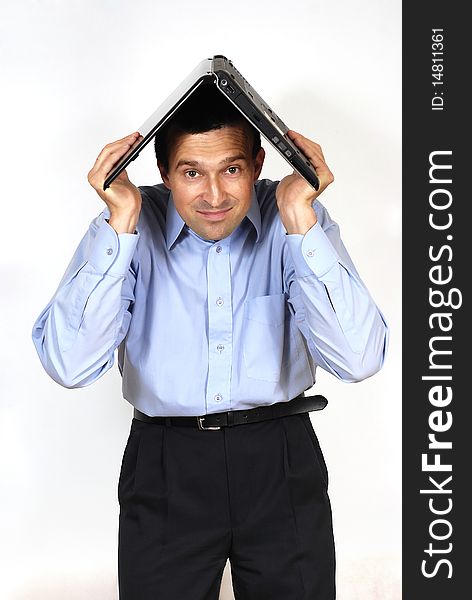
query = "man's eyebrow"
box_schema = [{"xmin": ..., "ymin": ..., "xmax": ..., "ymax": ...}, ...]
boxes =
[
  {"xmin": 219, "ymin": 154, "xmax": 248, "ymax": 165},
  {"xmin": 175, "ymin": 160, "xmax": 199, "ymax": 168},
  {"xmin": 175, "ymin": 155, "xmax": 248, "ymax": 169}
]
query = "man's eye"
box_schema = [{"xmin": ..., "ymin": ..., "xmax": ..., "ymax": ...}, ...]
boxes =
[
  {"xmin": 227, "ymin": 166, "xmax": 239, "ymax": 175},
  {"xmin": 186, "ymin": 170, "xmax": 199, "ymax": 178}
]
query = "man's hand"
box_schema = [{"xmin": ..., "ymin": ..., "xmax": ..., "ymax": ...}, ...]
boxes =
[
  {"xmin": 275, "ymin": 130, "xmax": 334, "ymax": 235},
  {"xmin": 87, "ymin": 132, "xmax": 143, "ymax": 234}
]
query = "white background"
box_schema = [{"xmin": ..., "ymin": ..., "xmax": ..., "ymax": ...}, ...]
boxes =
[{"xmin": 0, "ymin": 0, "xmax": 401, "ymax": 598}]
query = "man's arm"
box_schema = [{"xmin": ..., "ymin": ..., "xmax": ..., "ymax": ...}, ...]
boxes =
[
  {"xmin": 32, "ymin": 133, "xmax": 143, "ymax": 387},
  {"xmin": 32, "ymin": 215, "xmax": 139, "ymax": 387},
  {"xmin": 87, "ymin": 131, "xmax": 143, "ymax": 234},
  {"xmin": 278, "ymin": 131, "xmax": 389, "ymax": 382}
]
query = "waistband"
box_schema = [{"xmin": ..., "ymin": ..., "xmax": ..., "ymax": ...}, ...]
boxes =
[{"xmin": 133, "ymin": 394, "xmax": 328, "ymax": 430}]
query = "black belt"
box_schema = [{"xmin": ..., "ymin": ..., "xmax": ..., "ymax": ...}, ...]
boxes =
[{"xmin": 133, "ymin": 394, "xmax": 328, "ymax": 430}]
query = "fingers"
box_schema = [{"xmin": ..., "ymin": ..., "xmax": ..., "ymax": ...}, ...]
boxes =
[
  {"xmin": 287, "ymin": 130, "xmax": 334, "ymax": 192},
  {"xmin": 287, "ymin": 129, "xmax": 325, "ymax": 158},
  {"xmin": 87, "ymin": 132, "xmax": 142, "ymax": 190}
]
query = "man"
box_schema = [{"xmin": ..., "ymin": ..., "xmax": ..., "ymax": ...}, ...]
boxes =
[{"xmin": 32, "ymin": 84, "xmax": 388, "ymax": 599}]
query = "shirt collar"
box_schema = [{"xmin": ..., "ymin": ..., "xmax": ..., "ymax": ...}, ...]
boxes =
[
  {"xmin": 245, "ymin": 186, "xmax": 262, "ymax": 242},
  {"xmin": 165, "ymin": 192, "xmax": 186, "ymax": 250},
  {"xmin": 165, "ymin": 186, "xmax": 261, "ymax": 250}
]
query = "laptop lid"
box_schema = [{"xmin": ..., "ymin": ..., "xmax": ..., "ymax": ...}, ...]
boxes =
[
  {"xmin": 211, "ymin": 55, "xmax": 319, "ymax": 190},
  {"xmin": 103, "ymin": 55, "xmax": 319, "ymax": 191},
  {"xmin": 103, "ymin": 58, "xmax": 213, "ymax": 190}
]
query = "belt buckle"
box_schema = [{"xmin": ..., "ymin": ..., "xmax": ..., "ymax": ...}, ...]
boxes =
[{"xmin": 197, "ymin": 416, "xmax": 221, "ymax": 430}]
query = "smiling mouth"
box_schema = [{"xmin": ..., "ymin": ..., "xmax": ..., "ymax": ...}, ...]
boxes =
[{"xmin": 197, "ymin": 208, "xmax": 233, "ymax": 221}]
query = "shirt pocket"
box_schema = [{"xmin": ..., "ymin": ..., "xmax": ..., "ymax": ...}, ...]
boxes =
[{"xmin": 243, "ymin": 293, "xmax": 287, "ymax": 382}]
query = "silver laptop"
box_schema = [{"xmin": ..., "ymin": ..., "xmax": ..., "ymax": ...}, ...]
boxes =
[{"xmin": 104, "ymin": 55, "xmax": 319, "ymax": 191}]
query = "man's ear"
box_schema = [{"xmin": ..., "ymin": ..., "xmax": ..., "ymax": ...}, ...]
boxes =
[
  {"xmin": 253, "ymin": 147, "xmax": 265, "ymax": 181},
  {"xmin": 157, "ymin": 160, "xmax": 171, "ymax": 189}
]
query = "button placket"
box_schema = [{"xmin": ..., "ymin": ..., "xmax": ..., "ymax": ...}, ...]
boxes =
[{"xmin": 206, "ymin": 241, "xmax": 232, "ymax": 412}]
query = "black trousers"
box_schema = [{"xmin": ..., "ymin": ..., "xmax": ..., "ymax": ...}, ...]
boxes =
[{"xmin": 118, "ymin": 411, "xmax": 336, "ymax": 599}]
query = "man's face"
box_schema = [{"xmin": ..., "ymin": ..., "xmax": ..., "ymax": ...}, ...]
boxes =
[{"xmin": 159, "ymin": 125, "xmax": 265, "ymax": 241}]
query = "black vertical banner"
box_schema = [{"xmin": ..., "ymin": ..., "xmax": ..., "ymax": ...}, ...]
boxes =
[{"xmin": 403, "ymin": 3, "xmax": 468, "ymax": 598}]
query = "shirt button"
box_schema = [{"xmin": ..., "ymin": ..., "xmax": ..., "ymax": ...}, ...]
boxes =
[
  {"xmin": 216, "ymin": 245, "xmax": 222, "ymax": 253},
  {"xmin": 106, "ymin": 247, "xmax": 113, "ymax": 255},
  {"xmin": 216, "ymin": 297, "xmax": 224, "ymax": 307},
  {"xmin": 306, "ymin": 249, "xmax": 315, "ymax": 257},
  {"xmin": 214, "ymin": 393, "xmax": 223, "ymax": 403},
  {"xmin": 217, "ymin": 344, "xmax": 224, "ymax": 353}
]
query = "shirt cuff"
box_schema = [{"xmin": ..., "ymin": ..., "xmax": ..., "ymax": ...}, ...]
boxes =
[
  {"xmin": 87, "ymin": 219, "xmax": 139, "ymax": 276},
  {"xmin": 286, "ymin": 222, "xmax": 340, "ymax": 278}
]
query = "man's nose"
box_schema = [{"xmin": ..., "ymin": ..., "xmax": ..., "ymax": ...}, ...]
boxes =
[{"xmin": 205, "ymin": 176, "xmax": 225, "ymax": 207}]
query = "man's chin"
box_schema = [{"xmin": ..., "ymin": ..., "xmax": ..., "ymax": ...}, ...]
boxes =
[
  {"xmin": 192, "ymin": 223, "xmax": 231, "ymax": 242},
  {"xmin": 190, "ymin": 216, "xmax": 243, "ymax": 242}
]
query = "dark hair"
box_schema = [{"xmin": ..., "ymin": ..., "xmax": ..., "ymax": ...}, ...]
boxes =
[{"xmin": 154, "ymin": 83, "xmax": 261, "ymax": 172}]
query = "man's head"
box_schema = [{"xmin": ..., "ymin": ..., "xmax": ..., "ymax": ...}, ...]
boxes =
[{"xmin": 154, "ymin": 84, "xmax": 265, "ymax": 241}]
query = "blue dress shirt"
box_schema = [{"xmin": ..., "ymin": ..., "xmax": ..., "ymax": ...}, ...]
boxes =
[{"xmin": 32, "ymin": 179, "xmax": 388, "ymax": 416}]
